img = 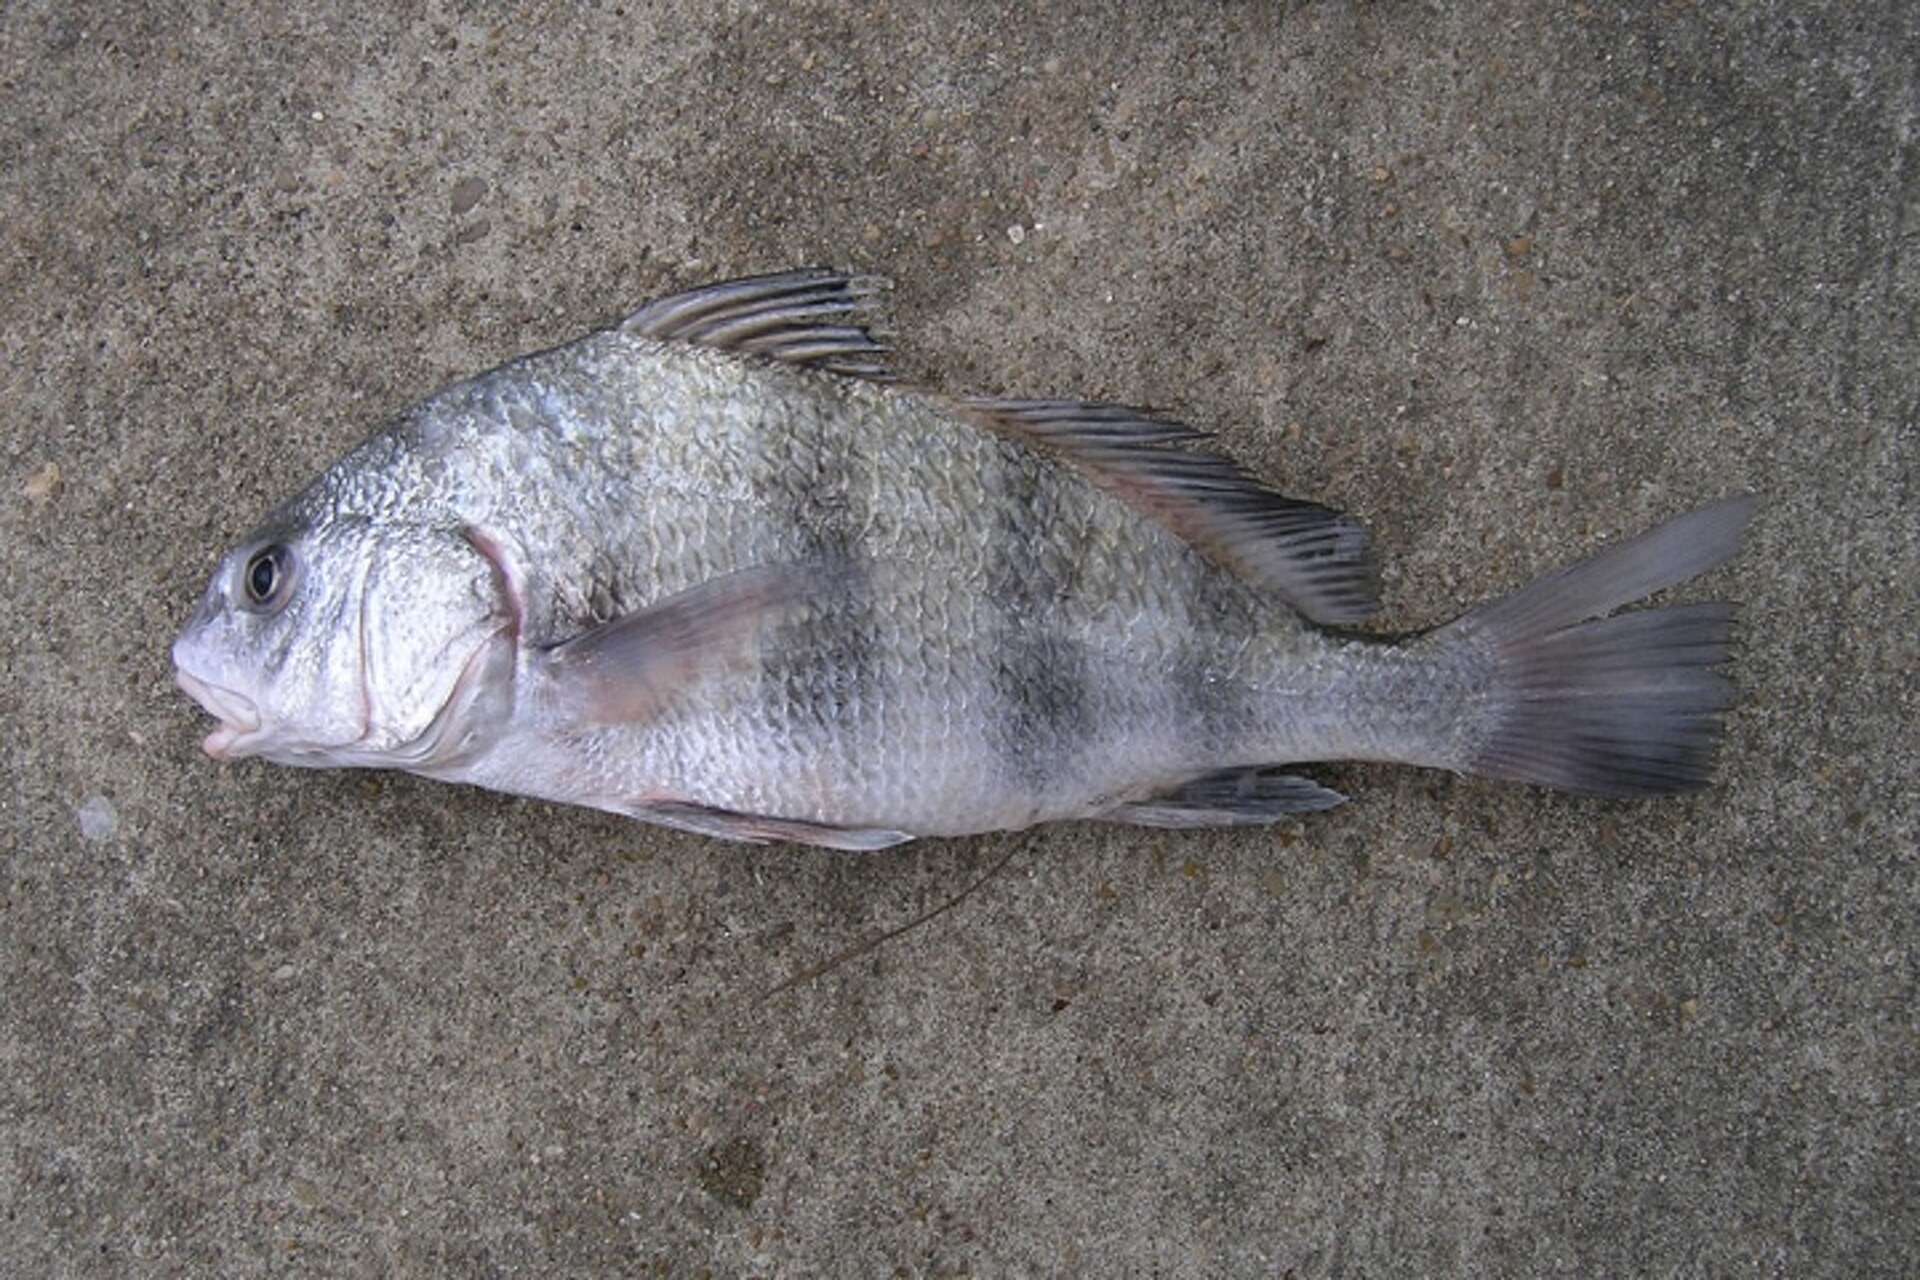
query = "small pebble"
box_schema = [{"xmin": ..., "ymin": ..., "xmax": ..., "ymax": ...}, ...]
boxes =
[
  {"xmin": 1007, "ymin": 224, "xmax": 1026, "ymax": 245},
  {"xmin": 451, "ymin": 176, "xmax": 487, "ymax": 217},
  {"xmin": 77, "ymin": 794, "xmax": 118, "ymax": 842},
  {"xmin": 22, "ymin": 462, "xmax": 61, "ymax": 503}
]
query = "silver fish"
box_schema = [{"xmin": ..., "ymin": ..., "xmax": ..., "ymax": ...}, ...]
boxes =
[{"xmin": 172, "ymin": 270, "xmax": 1753, "ymax": 849}]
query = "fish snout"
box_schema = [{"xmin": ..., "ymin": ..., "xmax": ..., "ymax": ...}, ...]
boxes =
[{"xmin": 172, "ymin": 658, "xmax": 263, "ymax": 760}]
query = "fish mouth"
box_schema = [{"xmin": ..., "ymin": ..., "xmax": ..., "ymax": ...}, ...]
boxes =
[{"xmin": 173, "ymin": 667, "xmax": 263, "ymax": 760}]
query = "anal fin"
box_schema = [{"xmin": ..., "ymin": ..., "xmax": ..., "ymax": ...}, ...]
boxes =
[
  {"xmin": 632, "ymin": 799, "xmax": 915, "ymax": 851},
  {"xmin": 1100, "ymin": 766, "xmax": 1347, "ymax": 829}
]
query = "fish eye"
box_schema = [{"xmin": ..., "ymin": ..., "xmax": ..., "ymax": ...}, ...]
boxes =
[{"xmin": 240, "ymin": 544, "xmax": 295, "ymax": 612}]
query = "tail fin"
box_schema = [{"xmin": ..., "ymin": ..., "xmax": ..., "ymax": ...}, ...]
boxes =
[{"xmin": 1437, "ymin": 497, "xmax": 1756, "ymax": 796}]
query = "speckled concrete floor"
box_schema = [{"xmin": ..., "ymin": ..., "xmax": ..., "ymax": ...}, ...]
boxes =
[{"xmin": 2, "ymin": 4, "xmax": 1914, "ymax": 1275}]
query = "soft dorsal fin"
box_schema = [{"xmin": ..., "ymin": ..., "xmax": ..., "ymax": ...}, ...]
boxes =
[
  {"xmin": 622, "ymin": 269, "xmax": 894, "ymax": 380},
  {"xmin": 964, "ymin": 397, "xmax": 1378, "ymax": 624}
]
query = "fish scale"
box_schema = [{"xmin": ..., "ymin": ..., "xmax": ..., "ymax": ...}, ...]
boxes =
[{"xmin": 173, "ymin": 269, "xmax": 1753, "ymax": 848}]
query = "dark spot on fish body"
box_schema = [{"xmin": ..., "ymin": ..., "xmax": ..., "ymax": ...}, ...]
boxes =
[
  {"xmin": 1167, "ymin": 564, "xmax": 1267, "ymax": 760},
  {"xmin": 743, "ymin": 390, "xmax": 888, "ymax": 753},
  {"xmin": 986, "ymin": 630, "xmax": 1095, "ymax": 798},
  {"xmin": 983, "ymin": 446, "xmax": 1094, "ymax": 794},
  {"xmin": 759, "ymin": 590, "xmax": 875, "ymax": 717}
]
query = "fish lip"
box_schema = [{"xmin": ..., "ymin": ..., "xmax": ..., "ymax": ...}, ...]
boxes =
[{"xmin": 173, "ymin": 667, "xmax": 263, "ymax": 760}]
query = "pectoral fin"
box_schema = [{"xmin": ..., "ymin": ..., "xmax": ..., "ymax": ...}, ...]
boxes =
[{"xmin": 537, "ymin": 563, "xmax": 827, "ymax": 727}]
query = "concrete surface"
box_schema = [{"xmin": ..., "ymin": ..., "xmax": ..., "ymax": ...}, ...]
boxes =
[{"xmin": 2, "ymin": 2, "xmax": 1915, "ymax": 1275}]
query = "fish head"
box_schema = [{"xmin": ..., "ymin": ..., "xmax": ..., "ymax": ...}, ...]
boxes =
[{"xmin": 172, "ymin": 504, "xmax": 516, "ymax": 771}]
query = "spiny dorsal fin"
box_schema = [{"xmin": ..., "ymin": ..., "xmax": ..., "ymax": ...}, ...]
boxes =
[
  {"xmin": 622, "ymin": 269, "xmax": 895, "ymax": 380},
  {"xmin": 964, "ymin": 397, "xmax": 1378, "ymax": 625}
]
